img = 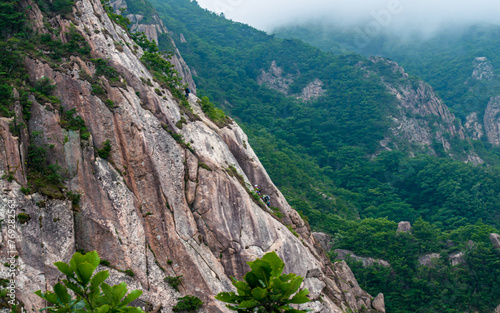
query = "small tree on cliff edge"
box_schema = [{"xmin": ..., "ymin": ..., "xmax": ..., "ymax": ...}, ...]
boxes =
[
  {"xmin": 215, "ymin": 252, "xmax": 310, "ymax": 313},
  {"xmin": 35, "ymin": 251, "xmax": 143, "ymax": 313}
]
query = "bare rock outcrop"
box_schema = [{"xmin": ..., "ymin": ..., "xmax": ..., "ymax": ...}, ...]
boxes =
[
  {"xmin": 117, "ymin": 0, "xmax": 197, "ymax": 93},
  {"xmin": 372, "ymin": 293, "xmax": 386, "ymax": 313},
  {"xmin": 464, "ymin": 112, "xmax": 484, "ymax": 140},
  {"xmin": 313, "ymin": 232, "xmax": 333, "ymax": 252},
  {"xmin": 397, "ymin": 221, "xmax": 412, "ymax": 232},
  {"xmin": 334, "ymin": 250, "xmax": 390, "ymax": 268},
  {"xmin": 0, "ymin": 0, "xmax": 383, "ymax": 312},
  {"xmin": 418, "ymin": 253, "xmax": 441, "ymax": 267},
  {"xmin": 298, "ymin": 79, "xmax": 326, "ymax": 102},
  {"xmin": 471, "ymin": 57, "xmax": 495, "ymax": 81},
  {"xmin": 449, "ymin": 252, "xmax": 465, "ymax": 266},
  {"xmin": 257, "ymin": 60, "xmax": 294, "ymax": 94},
  {"xmin": 484, "ymin": 96, "xmax": 500, "ymax": 146},
  {"xmin": 364, "ymin": 57, "xmax": 478, "ymax": 160},
  {"xmin": 491, "ymin": 233, "xmax": 500, "ymax": 250}
]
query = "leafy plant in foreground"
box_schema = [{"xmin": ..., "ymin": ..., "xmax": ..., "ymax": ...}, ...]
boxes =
[
  {"xmin": 215, "ymin": 252, "xmax": 310, "ymax": 313},
  {"xmin": 35, "ymin": 251, "xmax": 143, "ymax": 313}
]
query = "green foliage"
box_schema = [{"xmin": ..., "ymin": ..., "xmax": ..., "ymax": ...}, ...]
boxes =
[
  {"xmin": 98, "ymin": 140, "xmax": 112, "ymax": 159},
  {"xmin": 332, "ymin": 218, "xmax": 500, "ymax": 313},
  {"xmin": 173, "ymin": 295, "xmax": 203, "ymax": 312},
  {"xmin": 131, "ymin": 32, "xmax": 158, "ymax": 53},
  {"xmin": 67, "ymin": 191, "xmax": 81, "ymax": 207},
  {"xmin": 0, "ymin": 0, "xmax": 26, "ymax": 37},
  {"xmin": 215, "ymin": 252, "xmax": 310, "ymax": 312},
  {"xmin": 39, "ymin": 27, "xmax": 91, "ymax": 60},
  {"xmin": 20, "ymin": 187, "xmax": 31, "ymax": 195},
  {"xmin": 101, "ymin": 0, "xmax": 131, "ymax": 30},
  {"xmin": 164, "ymin": 275, "xmax": 183, "ymax": 291},
  {"xmin": 33, "ymin": 77, "xmax": 56, "ymax": 95},
  {"xmin": 60, "ymin": 108, "xmax": 91, "ymax": 140},
  {"xmin": 26, "ymin": 142, "xmax": 64, "ymax": 199},
  {"xmin": 92, "ymin": 84, "xmax": 105, "ymax": 95},
  {"xmin": 35, "ymin": 251, "xmax": 144, "ymax": 313},
  {"xmin": 198, "ymin": 162, "xmax": 212, "ymax": 171},
  {"xmin": 16, "ymin": 213, "xmax": 30, "ymax": 224},
  {"xmin": 124, "ymin": 270, "xmax": 134, "ymax": 277},
  {"xmin": 92, "ymin": 58, "xmax": 120, "ymax": 84},
  {"xmin": 199, "ymin": 96, "xmax": 230, "ymax": 128},
  {"xmin": 36, "ymin": 0, "xmax": 75, "ymax": 14}
]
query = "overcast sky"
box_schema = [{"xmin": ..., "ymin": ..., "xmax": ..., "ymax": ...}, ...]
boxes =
[{"xmin": 195, "ymin": 0, "xmax": 500, "ymax": 34}]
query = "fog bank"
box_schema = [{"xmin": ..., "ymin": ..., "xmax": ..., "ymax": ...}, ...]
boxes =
[{"xmin": 195, "ymin": 0, "xmax": 500, "ymax": 35}]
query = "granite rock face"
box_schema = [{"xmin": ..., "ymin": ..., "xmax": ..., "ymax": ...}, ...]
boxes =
[
  {"xmin": 365, "ymin": 57, "xmax": 469, "ymax": 157},
  {"xmin": 397, "ymin": 221, "xmax": 412, "ymax": 232},
  {"xmin": 471, "ymin": 57, "xmax": 495, "ymax": 81},
  {"xmin": 484, "ymin": 96, "xmax": 500, "ymax": 146},
  {"xmin": 491, "ymin": 233, "xmax": 500, "ymax": 250},
  {"xmin": 117, "ymin": 0, "xmax": 197, "ymax": 93},
  {"xmin": 334, "ymin": 250, "xmax": 390, "ymax": 268},
  {"xmin": 418, "ymin": 253, "xmax": 441, "ymax": 267},
  {"xmin": 0, "ymin": 0, "xmax": 384, "ymax": 312}
]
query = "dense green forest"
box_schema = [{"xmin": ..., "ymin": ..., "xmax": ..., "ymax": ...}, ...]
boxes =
[
  {"xmin": 137, "ymin": 1, "xmax": 500, "ymax": 311},
  {"xmin": 274, "ymin": 23, "xmax": 500, "ymax": 121}
]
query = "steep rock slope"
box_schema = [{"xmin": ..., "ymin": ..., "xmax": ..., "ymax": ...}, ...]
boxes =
[{"xmin": 0, "ymin": 0, "xmax": 384, "ymax": 312}]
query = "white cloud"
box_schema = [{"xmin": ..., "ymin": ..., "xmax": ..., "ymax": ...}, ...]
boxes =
[{"xmin": 195, "ymin": 0, "xmax": 500, "ymax": 33}]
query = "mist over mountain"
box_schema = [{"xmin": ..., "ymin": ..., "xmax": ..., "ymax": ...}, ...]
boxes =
[{"xmin": 196, "ymin": 0, "xmax": 500, "ymax": 36}]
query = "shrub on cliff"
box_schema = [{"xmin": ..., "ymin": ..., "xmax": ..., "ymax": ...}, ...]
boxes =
[
  {"xmin": 35, "ymin": 251, "xmax": 144, "ymax": 313},
  {"xmin": 215, "ymin": 252, "xmax": 310, "ymax": 313}
]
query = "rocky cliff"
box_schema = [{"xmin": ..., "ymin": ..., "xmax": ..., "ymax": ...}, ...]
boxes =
[
  {"xmin": 0, "ymin": 0, "xmax": 384, "ymax": 312},
  {"xmin": 363, "ymin": 57, "xmax": 473, "ymax": 159},
  {"xmin": 464, "ymin": 57, "xmax": 500, "ymax": 149}
]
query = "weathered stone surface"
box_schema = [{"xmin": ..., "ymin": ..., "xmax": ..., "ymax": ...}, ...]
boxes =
[
  {"xmin": 298, "ymin": 79, "xmax": 326, "ymax": 102},
  {"xmin": 331, "ymin": 261, "xmax": 379, "ymax": 312},
  {"xmin": 334, "ymin": 249, "xmax": 390, "ymax": 268},
  {"xmin": 418, "ymin": 253, "xmax": 441, "ymax": 267},
  {"xmin": 313, "ymin": 232, "xmax": 333, "ymax": 252},
  {"xmin": 372, "ymin": 293, "xmax": 386, "ymax": 313},
  {"xmin": 0, "ymin": 0, "xmax": 384, "ymax": 312},
  {"xmin": 495, "ymin": 303, "xmax": 500, "ymax": 313},
  {"xmin": 257, "ymin": 61, "xmax": 294, "ymax": 94},
  {"xmin": 364, "ymin": 57, "xmax": 481, "ymax": 162},
  {"xmin": 449, "ymin": 252, "xmax": 465, "ymax": 266},
  {"xmin": 471, "ymin": 57, "xmax": 495, "ymax": 81},
  {"xmin": 491, "ymin": 233, "xmax": 500, "ymax": 250},
  {"xmin": 485, "ymin": 96, "xmax": 500, "ymax": 146},
  {"xmin": 464, "ymin": 112, "xmax": 484, "ymax": 140},
  {"xmin": 397, "ymin": 221, "xmax": 412, "ymax": 232}
]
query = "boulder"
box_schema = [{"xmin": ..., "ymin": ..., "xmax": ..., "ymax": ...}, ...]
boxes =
[
  {"xmin": 372, "ymin": 293, "xmax": 386, "ymax": 313},
  {"xmin": 334, "ymin": 249, "xmax": 390, "ymax": 268},
  {"xmin": 418, "ymin": 253, "xmax": 441, "ymax": 267},
  {"xmin": 397, "ymin": 221, "xmax": 412, "ymax": 232},
  {"xmin": 312, "ymin": 232, "xmax": 333, "ymax": 252},
  {"xmin": 449, "ymin": 252, "xmax": 465, "ymax": 266},
  {"xmin": 491, "ymin": 233, "xmax": 500, "ymax": 250}
]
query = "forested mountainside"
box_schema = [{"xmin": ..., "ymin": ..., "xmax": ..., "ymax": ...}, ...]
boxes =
[
  {"xmin": 274, "ymin": 23, "xmax": 500, "ymax": 143},
  {"xmin": 0, "ymin": 0, "xmax": 387, "ymax": 312},
  {"xmin": 127, "ymin": 0, "xmax": 500, "ymax": 312}
]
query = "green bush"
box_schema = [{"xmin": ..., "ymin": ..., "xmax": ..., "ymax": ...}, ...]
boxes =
[
  {"xmin": 173, "ymin": 295, "xmax": 203, "ymax": 312},
  {"xmin": 34, "ymin": 77, "xmax": 56, "ymax": 96},
  {"xmin": 98, "ymin": 140, "xmax": 112, "ymax": 159},
  {"xmin": 60, "ymin": 108, "xmax": 91, "ymax": 140},
  {"xmin": 35, "ymin": 251, "xmax": 144, "ymax": 312},
  {"xmin": 164, "ymin": 275, "xmax": 183, "ymax": 291},
  {"xmin": 215, "ymin": 252, "xmax": 310, "ymax": 312},
  {"xmin": 17, "ymin": 213, "xmax": 30, "ymax": 224},
  {"xmin": 199, "ymin": 96, "xmax": 230, "ymax": 128}
]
